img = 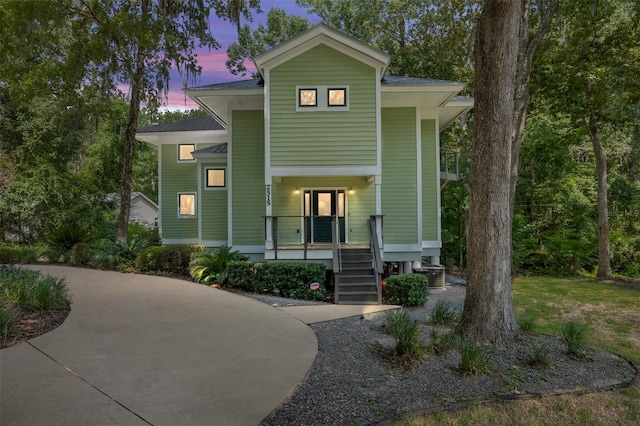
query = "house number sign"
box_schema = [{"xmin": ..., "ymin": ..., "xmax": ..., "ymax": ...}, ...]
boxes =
[{"xmin": 266, "ymin": 185, "xmax": 271, "ymax": 206}]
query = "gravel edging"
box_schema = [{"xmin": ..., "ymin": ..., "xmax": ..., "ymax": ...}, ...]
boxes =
[{"xmin": 251, "ymin": 286, "xmax": 637, "ymax": 426}]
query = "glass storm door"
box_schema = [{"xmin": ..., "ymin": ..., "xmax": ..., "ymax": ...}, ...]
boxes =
[{"xmin": 304, "ymin": 190, "xmax": 346, "ymax": 243}]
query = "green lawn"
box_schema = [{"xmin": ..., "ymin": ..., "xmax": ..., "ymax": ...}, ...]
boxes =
[{"xmin": 403, "ymin": 276, "xmax": 640, "ymax": 426}]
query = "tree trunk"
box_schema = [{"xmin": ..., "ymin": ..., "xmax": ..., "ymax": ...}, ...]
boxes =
[
  {"xmin": 587, "ymin": 113, "xmax": 612, "ymax": 278},
  {"xmin": 459, "ymin": 0, "xmax": 521, "ymax": 343},
  {"xmin": 509, "ymin": 0, "xmax": 559, "ymax": 277},
  {"xmin": 116, "ymin": 48, "xmax": 146, "ymax": 245}
]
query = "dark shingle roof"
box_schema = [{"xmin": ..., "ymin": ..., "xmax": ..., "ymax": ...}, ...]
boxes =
[
  {"xmin": 137, "ymin": 115, "xmax": 225, "ymax": 133},
  {"xmin": 382, "ymin": 75, "xmax": 464, "ymax": 86},
  {"xmin": 188, "ymin": 78, "xmax": 264, "ymax": 91},
  {"xmin": 192, "ymin": 144, "xmax": 227, "ymax": 154}
]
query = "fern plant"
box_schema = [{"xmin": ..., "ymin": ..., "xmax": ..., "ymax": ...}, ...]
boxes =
[{"xmin": 190, "ymin": 245, "xmax": 248, "ymax": 284}]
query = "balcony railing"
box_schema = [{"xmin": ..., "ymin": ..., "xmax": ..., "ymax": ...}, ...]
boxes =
[{"xmin": 440, "ymin": 149, "xmax": 459, "ymax": 181}]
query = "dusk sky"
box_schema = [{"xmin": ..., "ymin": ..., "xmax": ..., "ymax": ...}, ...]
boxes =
[{"xmin": 164, "ymin": 0, "xmax": 320, "ymax": 110}]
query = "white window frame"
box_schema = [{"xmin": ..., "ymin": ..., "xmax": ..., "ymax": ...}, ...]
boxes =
[
  {"xmin": 177, "ymin": 144, "xmax": 196, "ymax": 162},
  {"xmin": 205, "ymin": 167, "xmax": 226, "ymax": 189},
  {"xmin": 296, "ymin": 85, "xmax": 349, "ymax": 112},
  {"xmin": 178, "ymin": 192, "xmax": 197, "ymax": 218}
]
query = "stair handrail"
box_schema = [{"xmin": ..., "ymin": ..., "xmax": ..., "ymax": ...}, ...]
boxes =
[
  {"xmin": 369, "ymin": 216, "xmax": 384, "ymax": 275},
  {"xmin": 331, "ymin": 216, "xmax": 342, "ymax": 273}
]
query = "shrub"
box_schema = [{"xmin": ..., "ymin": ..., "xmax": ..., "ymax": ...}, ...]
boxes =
[
  {"xmin": 227, "ymin": 261, "xmax": 260, "ymax": 291},
  {"xmin": 70, "ymin": 243, "xmax": 93, "ymax": 266},
  {"xmin": 430, "ymin": 301, "xmax": 460, "ymax": 325},
  {"xmin": 528, "ymin": 344, "xmax": 550, "ymax": 367},
  {"xmin": 457, "ymin": 336, "xmax": 493, "ymax": 376},
  {"xmin": 384, "ymin": 273, "xmax": 428, "ymax": 307},
  {"xmin": 190, "ymin": 245, "xmax": 248, "ymax": 284},
  {"xmin": 561, "ymin": 320, "xmax": 589, "ymax": 359},
  {"xmin": 427, "ymin": 327, "xmax": 457, "ymax": 355},
  {"xmin": 134, "ymin": 244, "xmax": 206, "ymax": 276},
  {"xmin": 45, "ymin": 225, "xmax": 90, "ymax": 262},
  {"xmin": 226, "ymin": 261, "xmax": 328, "ymax": 300},
  {"xmin": 384, "ymin": 308, "xmax": 426, "ymax": 361},
  {"xmin": 0, "ymin": 266, "xmax": 71, "ymax": 311},
  {"xmin": 0, "ymin": 245, "xmax": 38, "ymax": 264}
]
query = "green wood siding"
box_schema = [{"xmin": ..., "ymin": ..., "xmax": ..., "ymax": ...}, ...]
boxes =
[
  {"xmin": 160, "ymin": 144, "xmax": 198, "ymax": 240},
  {"xmin": 381, "ymin": 108, "xmax": 418, "ymax": 244},
  {"xmin": 269, "ymin": 44, "xmax": 377, "ymax": 167},
  {"xmin": 201, "ymin": 162, "xmax": 228, "ymax": 242},
  {"xmin": 271, "ymin": 176, "xmax": 375, "ymax": 244},
  {"xmin": 421, "ymin": 120, "xmax": 438, "ymax": 241},
  {"xmin": 231, "ymin": 110, "xmax": 265, "ymax": 245}
]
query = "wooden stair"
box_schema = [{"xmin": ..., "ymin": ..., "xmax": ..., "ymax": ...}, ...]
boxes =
[{"xmin": 335, "ymin": 248, "xmax": 380, "ymax": 304}]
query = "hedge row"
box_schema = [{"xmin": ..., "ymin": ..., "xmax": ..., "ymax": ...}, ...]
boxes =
[
  {"xmin": 134, "ymin": 245, "xmax": 207, "ymax": 276},
  {"xmin": 384, "ymin": 273, "xmax": 429, "ymax": 306},
  {"xmin": 227, "ymin": 261, "xmax": 328, "ymax": 300}
]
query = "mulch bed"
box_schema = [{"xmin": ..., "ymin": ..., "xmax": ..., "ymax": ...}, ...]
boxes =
[{"xmin": 1, "ymin": 308, "xmax": 70, "ymax": 349}]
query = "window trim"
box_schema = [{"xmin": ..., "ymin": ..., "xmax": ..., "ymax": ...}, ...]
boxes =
[
  {"xmin": 298, "ymin": 88, "xmax": 317, "ymax": 108},
  {"xmin": 296, "ymin": 85, "xmax": 349, "ymax": 112},
  {"xmin": 205, "ymin": 167, "xmax": 226, "ymax": 189},
  {"xmin": 327, "ymin": 87, "xmax": 347, "ymax": 107},
  {"xmin": 177, "ymin": 144, "xmax": 196, "ymax": 162},
  {"xmin": 177, "ymin": 192, "xmax": 197, "ymax": 218}
]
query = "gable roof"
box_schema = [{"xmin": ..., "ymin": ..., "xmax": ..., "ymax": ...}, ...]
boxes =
[{"xmin": 253, "ymin": 23, "xmax": 391, "ymax": 78}]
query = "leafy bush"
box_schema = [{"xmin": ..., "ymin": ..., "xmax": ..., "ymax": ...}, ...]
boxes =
[
  {"xmin": 384, "ymin": 308, "xmax": 426, "ymax": 361},
  {"xmin": 430, "ymin": 301, "xmax": 460, "ymax": 325},
  {"xmin": 0, "ymin": 245, "xmax": 38, "ymax": 264},
  {"xmin": 561, "ymin": 320, "xmax": 590, "ymax": 359},
  {"xmin": 70, "ymin": 243, "xmax": 93, "ymax": 266},
  {"xmin": 0, "ymin": 266, "xmax": 71, "ymax": 311},
  {"xmin": 226, "ymin": 261, "xmax": 328, "ymax": 300},
  {"xmin": 45, "ymin": 225, "xmax": 90, "ymax": 262},
  {"xmin": 384, "ymin": 274, "xmax": 428, "ymax": 307},
  {"xmin": 190, "ymin": 245, "xmax": 248, "ymax": 284},
  {"xmin": 134, "ymin": 244, "xmax": 206, "ymax": 276},
  {"xmin": 457, "ymin": 336, "xmax": 493, "ymax": 376}
]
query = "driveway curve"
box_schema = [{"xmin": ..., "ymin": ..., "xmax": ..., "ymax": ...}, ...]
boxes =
[{"xmin": 0, "ymin": 265, "xmax": 318, "ymax": 426}]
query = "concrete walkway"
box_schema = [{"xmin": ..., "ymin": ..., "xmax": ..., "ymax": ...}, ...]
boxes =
[{"xmin": 0, "ymin": 266, "xmax": 396, "ymax": 426}]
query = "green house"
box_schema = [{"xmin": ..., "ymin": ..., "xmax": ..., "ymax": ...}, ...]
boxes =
[{"xmin": 137, "ymin": 24, "xmax": 471, "ymax": 304}]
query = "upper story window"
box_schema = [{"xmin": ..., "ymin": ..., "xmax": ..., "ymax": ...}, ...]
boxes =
[
  {"xmin": 299, "ymin": 89, "xmax": 317, "ymax": 107},
  {"xmin": 206, "ymin": 168, "xmax": 226, "ymax": 188},
  {"xmin": 178, "ymin": 144, "xmax": 195, "ymax": 161},
  {"xmin": 296, "ymin": 85, "xmax": 349, "ymax": 112},
  {"xmin": 328, "ymin": 88, "xmax": 347, "ymax": 107}
]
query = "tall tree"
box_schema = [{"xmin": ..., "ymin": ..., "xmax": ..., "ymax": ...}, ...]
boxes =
[
  {"xmin": 459, "ymin": 0, "xmax": 522, "ymax": 343},
  {"xmin": 534, "ymin": 0, "xmax": 640, "ymax": 278},
  {"xmin": 69, "ymin": 0, "xmax": 259, "ymax": 244},
  {"xmin": 509, "ymin": 0, "xmax": 559, "ymax": 276}
]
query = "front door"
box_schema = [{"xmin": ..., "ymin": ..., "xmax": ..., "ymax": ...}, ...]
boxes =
[{"xmin": 304, "ymin": 190, "xmax": 346, "ymax": 244}]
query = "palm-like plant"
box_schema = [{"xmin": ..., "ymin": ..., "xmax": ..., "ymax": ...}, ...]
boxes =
[{"xmin": 190, "ymin": 245, "xmax": 247, "ymax": 284}]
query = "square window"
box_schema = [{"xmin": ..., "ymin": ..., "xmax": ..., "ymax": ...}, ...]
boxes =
[
  {"xmin": 299, "ymin": 89, "xmax": 317, "ymax": 107},
  {"xmin": 178, "ymin": 144, "xmax": 195, "ymax": 161},
  {"xmin": 328, "ymin": 88, "xmax": 346, "ymax": 107},
  {"xmin": 178, "ymin": 193, "xmax": 196, "ymax": 217},
  {"xmin": 206, "ymin": 168, "xmax": 225, "ymax": 188}
]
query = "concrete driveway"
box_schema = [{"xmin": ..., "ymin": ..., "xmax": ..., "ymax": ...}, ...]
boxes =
[{"xmin": 0, "ymin": 265, "xmax": 318, "ymax": 426}]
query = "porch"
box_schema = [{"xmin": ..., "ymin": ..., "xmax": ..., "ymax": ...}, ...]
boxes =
[{"xmin": 264, "ymin": 215, "xmax": 384, "ymax": 304}]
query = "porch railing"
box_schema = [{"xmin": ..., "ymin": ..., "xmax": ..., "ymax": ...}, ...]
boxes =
[
  {"xmin": 369, "ymin": 215, "xmax": 384, "ymax": 304},
  {"xmin": 265, "ymin": 215, "xmax": 344, "ymax": 260},
  {"xmin": 440, "ymin": 149, "xmax": 459, "ymax": 181}
]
